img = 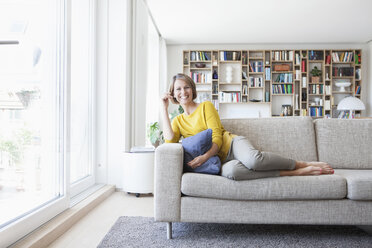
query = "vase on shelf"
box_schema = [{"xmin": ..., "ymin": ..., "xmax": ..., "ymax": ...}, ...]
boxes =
[{"xmin": 213, "ymin": 70, "xmax": 218, "ymax": 79}]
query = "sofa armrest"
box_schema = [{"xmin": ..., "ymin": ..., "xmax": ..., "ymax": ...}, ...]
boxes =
[{"xmin": 154, "ymin": 143, "xmax": 184, "ymax": 222}]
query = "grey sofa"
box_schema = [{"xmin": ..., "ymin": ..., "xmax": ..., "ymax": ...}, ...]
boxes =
[{"xmin": 154, "ymin": 117, "xmax": 372, "ymax": 239}]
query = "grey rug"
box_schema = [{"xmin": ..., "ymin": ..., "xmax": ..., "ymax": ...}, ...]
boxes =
[{"xmin": 98, "ymin": 216, "xmax": 372, "ymax": 248}]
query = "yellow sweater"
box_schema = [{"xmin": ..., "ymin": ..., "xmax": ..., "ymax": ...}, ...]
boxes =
[{"xmin": 165, "ymin": 101, "xmax": 236, "ymax": 162}]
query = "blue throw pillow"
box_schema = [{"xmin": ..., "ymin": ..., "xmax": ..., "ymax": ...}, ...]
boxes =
[{"xmin": 182, "ymin": 129, "xmax": 221, "ymax": 175}]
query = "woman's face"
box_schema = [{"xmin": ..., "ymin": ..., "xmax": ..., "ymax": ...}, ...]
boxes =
[{"xmin": 173, "ymin": 79, "xmax": 193, "ymax": 105}]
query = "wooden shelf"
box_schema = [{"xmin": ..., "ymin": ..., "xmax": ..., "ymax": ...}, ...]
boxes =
[
  {"xmin": 272, "ymin": 60, "xmax": 293, "ymax": 62},
  {"xmin": 332, "ymin": 91, "xmax": 353, "ymax": 94},
  {"xmin": 272, "ymin": 94, "xmax": 293, "ymax": 96},
  {"xmin": 184, "ymin": 49, "xmax": 362, "ymax": 119},
  {"xmin": 219, "ymin": 82, "xmax": 241, "ymax": 85},
  {"xmin": 219, "ymin": 102, "xmax": 245, "ymax": 104},
  {"xmin": 272, "ymin": 71, "xmax": 293, "ymax": 73},
  {"xmin": 219, "ymin": 61, "xmax": 241, "ymax": 63}
]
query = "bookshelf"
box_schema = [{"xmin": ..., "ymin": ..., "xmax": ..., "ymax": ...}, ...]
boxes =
[{"xmin": 182, "ymin": 49, "xmax": 362, "ymax": 118}]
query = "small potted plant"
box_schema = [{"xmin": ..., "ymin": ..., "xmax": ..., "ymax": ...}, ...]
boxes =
[
  {"xmin": 147, "ymin": 122, "xmax": 164, "ymax": 148},
  {"xmin": 310, "ymin": 66, "xmax": 322, "ymax": 83}
]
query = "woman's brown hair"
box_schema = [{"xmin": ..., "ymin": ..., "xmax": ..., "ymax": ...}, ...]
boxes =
[{"xmin": 169, "ymin": 73, "xmax": 197, "ymax": 104}]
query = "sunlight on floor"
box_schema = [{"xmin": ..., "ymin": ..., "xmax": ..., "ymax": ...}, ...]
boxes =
[{"xmin": 48, "ymin": 191, "xmax": 154, "ymax": 248}]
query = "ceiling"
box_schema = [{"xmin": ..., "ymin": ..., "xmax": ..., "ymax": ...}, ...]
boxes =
[{"xmin": 145, "ymin": 0, "xmax": 372, "ymax": 44}]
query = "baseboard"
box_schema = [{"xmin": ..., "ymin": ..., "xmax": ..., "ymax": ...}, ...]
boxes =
[{"xmin": 10, "ymin": 185, "xmax": 115, "ymax": 248}]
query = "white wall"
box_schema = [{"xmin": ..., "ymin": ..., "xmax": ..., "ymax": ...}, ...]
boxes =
[
  {"xmin": 96, "ymin": 0, "xmax": 131, "ymax": 188},
  {"xmin": 133, "ymin": 0, "xmax": 149, "ymax": 147},
  {"xmin": 167, "ymin": 43, "xmax": 371, "ymax": 117},
  {"xmin": 367, "ymin": 41, "xmax": 372, "ymax": 116}
]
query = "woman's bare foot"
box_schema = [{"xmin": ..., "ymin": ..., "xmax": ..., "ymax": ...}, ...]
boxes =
[
  {"xmin": 280, "ymin": 165, "xmax": 334, "ymax": 177},
  {"xmin": 296, "ymin": 161, "xmax": 333, "ymax": 172}
]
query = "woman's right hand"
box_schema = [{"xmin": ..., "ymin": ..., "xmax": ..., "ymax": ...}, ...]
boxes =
[{"xmin": 161, "ymin": 93, "xmax": 173, "ymax": 109}]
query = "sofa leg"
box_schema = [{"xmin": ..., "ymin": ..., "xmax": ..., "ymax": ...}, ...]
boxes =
[
  {"xmin": 167, "ymin": 222, "xmax": 172, "ymax": 239},
  {"xmin": 357, "ymin": 225, "xmax": 372, "ymax": 235}
]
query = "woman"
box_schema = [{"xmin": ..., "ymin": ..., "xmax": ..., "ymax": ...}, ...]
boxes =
[{"xmin": 161, "ymin": 73, "xmax": 334, "ymax": 180}]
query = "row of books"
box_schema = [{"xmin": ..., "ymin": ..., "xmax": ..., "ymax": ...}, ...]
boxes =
[
  {"xmin": 249, "ymin": 77, "xmax": 263, "ymax": 87},
  {"xmin": 265, "ymin": 68, "xmax": 271, "ymax": 80},
  {"xmin": 220, "ymin": 51, "xmax": 241, "ymax": 61},
  {"xmin": 190, "ymin": 72, "xmax": 212, "ymax": 83},
  {"xmin": 302, "ymin": 77, "xmax": 307, "ymax": 87},
  {"xmin": 333, "ymin": 67, "xmax": 353, "ymax": 77},
  {"xmin": 295, "ymin": 70, "xmax": 301, "ymax": 80},
  {"xmin": 301, "ymin": 60, "xmax": 306, "ymax": 72},
  {"xmin": 325, "ymin": 55, "xmax": 331, "ymax": 65},
  {"xmin": 195, "ymin": 92, "xmax": 211, "ymax": 103},
  {"xmin": 355, "ymin": 86, "xmax": 361, "ymax": 94},
  {"xmin": 219, "ymin": 92, "xmax": 241, "ymax": 103},
  {"xmin": 212, "ymin": 84, "xmax": 218, "ymax": 94},
  {"xmin": 338, "ymin": 110, "xmax": 351, "ymax": 119},
  {"xmin": 295, "ymin": 53, "xmax": 301, "ymax": 65},
  {"xmin": 211, "ymin": 100, "xmax": 219, "ymax": 111},
  {"xmin": 309, "ymin": 50, "xmax": 324, "ymax": 60},
  {"xmin": 309, "ymin": 107, "xmax": 323, "ymax": 117},
  {"xmin": 272, "ymin": 84, "xmax": 293, "ymax": 94},
  {"xmin": 309, "ymin": 84, "xmax": 323, "ymax": 94},
  {"xmin": 274, "ymin": 73, "xmax": 293, "ymax": 83},
  {"xmin": 191, "ymin": 51, "xmax": 210, "ymax": 61},
  {"xmin": 301, "ymin": 109, "xmax": 307, "ymax": 116},
  {"xmin": 324, "ymin": 85, "xmax": 331, "ymax": 95},
  {"xmin": 249, "ymin": 61, "xmax": 264, "ymax": 72},
  {"xmin": 272, "ymin": 51, "xmax": 294, "ymax": 61},
  {"xmin": 242, "ymin": 85, "xmax": 248, "ymax": 95},
  {"xmin": 332, "ymin": 52, "xmax": 353, "ymax": 62}
]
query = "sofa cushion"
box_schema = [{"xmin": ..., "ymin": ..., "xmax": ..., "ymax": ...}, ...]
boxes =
[
  {"xmin": 181, "ymin": 173, "xmax": 347, "ymax": 200},
  {"xmin": 315, "ymin": 119, "xmax": 372, "ymax": 169},
  {"xmin": 221, "ymin": 117, "xmax": 318, "ymax": 162},
  {"xmin": 334, "ymin": 169, "xmax": 372, "ymax": 200}
]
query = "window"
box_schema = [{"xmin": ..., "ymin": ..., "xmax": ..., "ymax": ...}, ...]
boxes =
[
  {"xmin": 0, "ymin": 0, "xmax": 68, "ymax": 246},
  {"xmin": 0, "ymin": 0, "xmax": 97, "ymax": 246}
]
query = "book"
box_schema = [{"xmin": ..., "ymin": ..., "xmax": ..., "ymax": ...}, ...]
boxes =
[
  {"xmin": 302, "ymin": 77, "xmax": 307, "ymax": 87},
  {"xmin": 301, "ymin": 60, "xmax": 306, "ymax": 72}
]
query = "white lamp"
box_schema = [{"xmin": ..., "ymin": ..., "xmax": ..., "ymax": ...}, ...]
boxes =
[{"xmin": 337, "ymin": 96, "xmax": 365, "ymax": 119}]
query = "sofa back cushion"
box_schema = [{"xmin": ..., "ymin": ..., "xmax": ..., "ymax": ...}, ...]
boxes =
[
  {"xmin": 221, "ymin": 117, "xmax": 317, "ymax": 162},
  {"xmin": 315, "ymin": 119, "xmax": 372, "ymax": 169}
]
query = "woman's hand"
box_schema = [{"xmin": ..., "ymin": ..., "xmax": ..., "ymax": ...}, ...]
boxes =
[
  {"xmin": 187, "ymin": 143, "xmax": 219, "ymax": 169},
  {"xmin": 187, "ymin": 154, "xmax": 208, "ymax": 169},
  {"xmin": 161, "ymin": 93, "xmax": 174, "ymax": 109}
]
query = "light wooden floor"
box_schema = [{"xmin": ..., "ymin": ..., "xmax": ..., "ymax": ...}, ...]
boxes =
[{"xmin": 48, "ymin": 192, "xmax": 154, "ymax": 248}]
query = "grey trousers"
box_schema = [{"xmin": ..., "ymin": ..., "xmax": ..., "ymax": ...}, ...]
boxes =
[{"xmin": 221, "ymin": 136, "xmax": 296, "ymax": 180}]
